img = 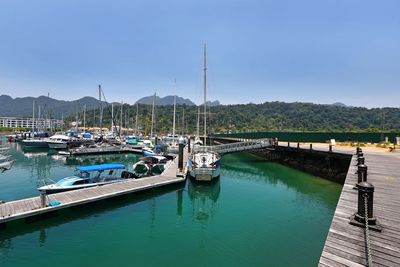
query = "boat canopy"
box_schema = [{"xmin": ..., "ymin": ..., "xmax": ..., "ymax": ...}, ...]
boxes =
[{"xmin": 76, "ymin": 164, "xmax": 126, "ymax": 172}]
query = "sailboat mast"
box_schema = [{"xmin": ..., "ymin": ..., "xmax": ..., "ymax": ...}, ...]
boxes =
[
  {"xmin": 150, "ymin": 93, "xmax": 156, "ymax": 137},
  {"xmin": 98, "ymin": 85, "xmax": 103, "ymax": 135},
  {"xmin": 173, "ymin": 80, "xmax": 176, "ymax": 141},
  {"xmin": 135, "ymin": 103, "xmax": 139, "ymax": 136},
  {"xmin": 203, "ymin": 44, "xmax": 207, "ymax": 146},
  {"xmin": 32, "ymin": 100, "xmax": 35, "ymax": 133},
  {"xmin": 111, "ymin": 103, "xmax": 114, "ymax": 133},
  {"xmin": 83, "ymin": 104, "xmax": 86, "ymax": 132},
  {"xmin": 38, "ymin": 105, "xmax": 41, "ymax": 132},
  {"xmin": 196, "ymin": 107, "xmax": 200, "ymax": 138},
  {"xmin": 120, "ymin": 101, "xmax": 123, "ymax": 136}
]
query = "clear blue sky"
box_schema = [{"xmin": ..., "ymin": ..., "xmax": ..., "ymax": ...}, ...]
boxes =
[{"xmin": 0, "ymin": 0, "xmax": 399, "ymax": 107}]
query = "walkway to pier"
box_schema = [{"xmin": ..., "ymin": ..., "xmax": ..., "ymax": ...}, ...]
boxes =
[
  {"xmin": 0, "ymin": 148, "xmax": 188, "ymax": 225},
  {"xmin": 205, "ymin": 138, "xmax": 273, "ymax": 154}
]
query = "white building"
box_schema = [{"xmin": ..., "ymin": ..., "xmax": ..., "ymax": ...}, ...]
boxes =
[{"xmin": 0, "ymin": 117, "xmax": 64, "ymax": 129}]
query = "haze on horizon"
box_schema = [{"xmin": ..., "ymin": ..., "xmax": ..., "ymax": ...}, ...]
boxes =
[{"xmin": 0, "ymin": 0, "xmax": 399, "ymax": 108}]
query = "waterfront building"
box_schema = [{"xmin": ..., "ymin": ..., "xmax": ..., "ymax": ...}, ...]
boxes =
[{"xmin": 0, "ymin": 117, "xmax": 63, "ymax": 129}]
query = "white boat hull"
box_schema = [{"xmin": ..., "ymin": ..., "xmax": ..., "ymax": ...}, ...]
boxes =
[
  {"xmin": 48, "ymin": 142, "xmax": 68, "ymax": 149},
  {"xmin": 189, "ymin": 166, "xmax": 220, "ymax": 181},
  {"xmin": 37, "ymin": 180, "xmax": 124, "ymax": 194}
]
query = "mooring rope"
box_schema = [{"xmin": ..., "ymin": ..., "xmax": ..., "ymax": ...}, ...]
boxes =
[{"xmin": 364, "ymin": 193, "xmax": 373, "ymax": 267}]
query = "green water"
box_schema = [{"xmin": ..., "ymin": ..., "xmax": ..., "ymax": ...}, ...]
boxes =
[{"xmin": 0, "ymin": 139, "xmax": 342, "ymax": 267}]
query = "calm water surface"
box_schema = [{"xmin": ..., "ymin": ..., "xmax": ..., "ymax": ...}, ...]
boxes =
[{"xmin": 0, "ymin": 138, "xmax": 341, "ymax": 267}]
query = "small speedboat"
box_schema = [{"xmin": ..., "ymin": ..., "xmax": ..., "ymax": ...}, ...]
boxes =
[
  {"xmin": 37, "ymin": 163, "xmax": 133, "ymax": 194},
  {"xmin": 132, "ymin": 155, "xmax": 170, "ymax": 178}
]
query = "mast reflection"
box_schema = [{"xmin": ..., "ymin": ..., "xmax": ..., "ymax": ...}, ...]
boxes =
[{"xmin": 187, "ymin": 178, "xmax": 220, "ymax": 222}]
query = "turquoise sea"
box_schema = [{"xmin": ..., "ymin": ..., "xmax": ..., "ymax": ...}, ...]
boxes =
[{"xmin": 0, "ymin": 139, "xmax": 341, "ymax": 267}]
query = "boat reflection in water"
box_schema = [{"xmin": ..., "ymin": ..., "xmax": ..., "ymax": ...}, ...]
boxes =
[{"xmin": 187, "ymin": 178, "xmax": 220, "ymax": 222}]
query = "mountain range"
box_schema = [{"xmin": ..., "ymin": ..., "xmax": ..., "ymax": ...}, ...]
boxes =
[
  {"xmin": 0, "ymin": 95, "xmax": 104, "ymax": 119},
  {"xmin": 0, "ymin": 94, "xmax": 221, "ymax": 118},
  {"xmin": 135, "ymin": 95, "xmax": 221, "ymax": 107}
]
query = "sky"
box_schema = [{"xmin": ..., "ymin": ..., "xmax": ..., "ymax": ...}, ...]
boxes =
[{"xmin": 0, "ymin": 0, "xmax": 399, "ymax": 107}]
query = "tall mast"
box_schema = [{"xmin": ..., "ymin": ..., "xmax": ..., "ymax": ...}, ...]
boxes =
[
  {"xmin": 98, "ymin": 85, "xmax": 103, "ymax": 135},
  {"xmin": 83, "ymin": 104, "xmax": 86, "ymax": 132},
  {"xmin": 111, "ymin": 103, "xmax": 114, "ymax": 133},
  {"xmin": 196, "ymin": 107, "xmax": 200, "ymax": 138},
  {"xmin": 173, "ymin": 79, "xmax": 176, "ymax": 141},
  {"xmin": 32, "ymin": 100, "xmax": 35, "ymax": 133},
  {"xmin": 120, "ymin": 101, "xmax": 123, "ymax": 136},
  {"xmin": 203, "ymin": 44, "xmax": 207, "ymax": 146},
  {"xmin": 38, "ymin": 105, "xmax": 41, "ymax": 132},
  {"xmin": 150, "ymin": 92, "xmax": 156, "ymax": 137},
  {"xmin": 135, "ymin": 103, "xmax": 139, "ymax": 136}
]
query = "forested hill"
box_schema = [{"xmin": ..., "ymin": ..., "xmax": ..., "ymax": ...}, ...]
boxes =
[{"xmin": 76, "ymin": 101, "xmax": 400, "ymax": 135}]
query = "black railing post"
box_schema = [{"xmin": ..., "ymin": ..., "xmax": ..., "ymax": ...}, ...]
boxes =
[
  {"xmin": 188, "ymin": 137, "xmax": 191, "ymax": 153},
  {"xmin": 357, "ymin": 164, "xmax": 368, "ymax": 183},
  {"xmin": 357, "ymin": 156, "xmax": 365, "ymax": 166},
  {"xmin": 350, "ymin": 182, "xmax": 382, "ymax": 231},
  {"xmin": 309, "ymin": 144, "xmax": 313, "ymax": 150},
  {"xmin": 297, "ymin": 142, "xmax": 300, "ymax": 149}
]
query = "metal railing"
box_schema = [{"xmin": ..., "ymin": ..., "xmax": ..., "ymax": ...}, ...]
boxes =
[{"xmin": 192, "ymin": 138, "xmax": 272, "ymax": 155}]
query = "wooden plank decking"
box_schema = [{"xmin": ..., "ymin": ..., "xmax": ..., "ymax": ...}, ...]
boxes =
[
  {"xmin": 319, "ymin": 151, "xmax": 400, "ymax": 266},
  {"xmin": 0, "ymin": 148, "xmax": 188, "ymax": 225}
]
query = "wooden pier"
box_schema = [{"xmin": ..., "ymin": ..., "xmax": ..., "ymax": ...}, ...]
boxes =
[
  {"xmin": 0, "ymin": 148, "xmax": 188, "ymax": 226},
  {"xmin": 317, "ymin": 149, "xmax": 400, "ymax": 266}
]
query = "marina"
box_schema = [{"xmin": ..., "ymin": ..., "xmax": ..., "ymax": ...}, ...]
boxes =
[
  {"xmin": 1, "ymin": 1, "xmax": 399, "ymax": 266},
  {"xmin": 1, "ymin": 136, "xmax": 400, "ymax": 266},
  {"xmin": 0, "ymin": 139, "xmax": 342, "ymax": 267},
  {"xmin": 0, "ymin": 144, "xmax": 188, "ymax": 225}
]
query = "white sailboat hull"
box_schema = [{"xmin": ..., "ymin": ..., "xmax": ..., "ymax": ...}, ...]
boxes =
[{"xmin": 188, "ymin": 165, "xmax": 220, "ymax": 181}]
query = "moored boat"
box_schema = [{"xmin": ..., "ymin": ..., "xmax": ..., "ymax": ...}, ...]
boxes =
[
  {"xmin": 132, "ymin": 155, "xmax": 170, "ymax": 178},
  {"xmin": 188, "ymin": 44, "xmax": 221, "ymax": 182},
  {"xmin": 37, "ymin": 163, "xmax": 132, "ymax": 194},
  {"xmin": 46, "ymin": 134, "xmax": 81, "ymax": 149},
  {"xmin": 188, "ymin": 147, "xmax": 221, "ymax": 181}
]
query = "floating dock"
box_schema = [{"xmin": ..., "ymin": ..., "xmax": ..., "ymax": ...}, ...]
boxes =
[
  {"xmin": 68, "ymin": 145, "xmax": 142, "ymax": 156},
  {"xmin": 0, "ymin": 147, "xmax": 188, "ymax": 226}
]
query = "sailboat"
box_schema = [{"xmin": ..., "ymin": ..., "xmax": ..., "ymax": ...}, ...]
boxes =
[
  {"xmin": 188, "ymin": 45, "xmax": 221, "ymax": 182},
  {"xmin": 167, "ymin": 81, "xmax": 180, "ymax": 154}
]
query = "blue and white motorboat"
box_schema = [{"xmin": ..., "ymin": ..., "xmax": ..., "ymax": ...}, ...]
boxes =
[{"xmin": 37, "ymin": 164, "xmax": 133, "ymax": 194}]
